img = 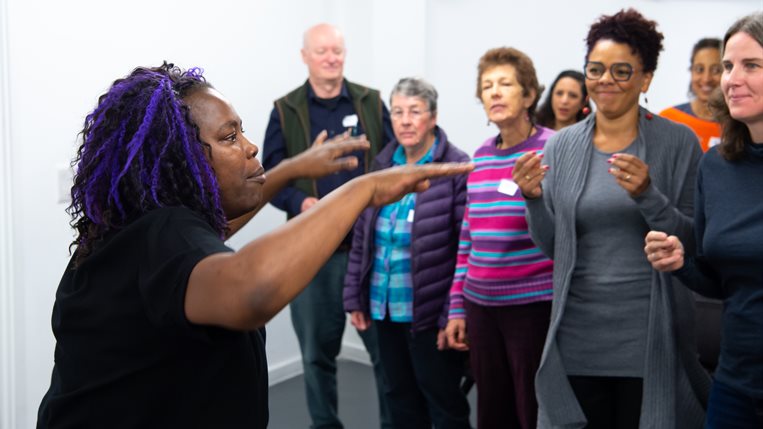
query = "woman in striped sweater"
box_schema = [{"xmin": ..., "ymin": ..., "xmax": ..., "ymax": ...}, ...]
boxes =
[{"xmin": 445, "ymin": 47, "xmax": 554, "ymax": 429}]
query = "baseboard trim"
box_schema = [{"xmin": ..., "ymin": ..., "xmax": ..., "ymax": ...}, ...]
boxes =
[
  {"xmin": 268, "ymin": 343, "xmax": 372, "ymax": 386},
  {"xmin": 267, "ymin": 356, "xmax": 303, "ymax": 386},
  {"xmin": 338, "ymin": 342, "xmax": 371, "ymax": 365}
]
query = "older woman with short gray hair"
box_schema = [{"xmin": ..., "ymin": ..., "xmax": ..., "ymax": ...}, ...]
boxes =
[{"xmin": 344, "ymin": 77, "xmax": 472, "ymax": 428}]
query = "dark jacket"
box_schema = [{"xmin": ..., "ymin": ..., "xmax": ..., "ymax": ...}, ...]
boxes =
[
  {"xmin": 274, "ymin": 79, "xmax": 385, "ymax": 218},
  {"xmin": 343, "ymin": 127, "xmax": 469, "ymax": 332}
]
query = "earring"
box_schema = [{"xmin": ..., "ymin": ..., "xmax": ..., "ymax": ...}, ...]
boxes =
[
  {"xmin": 487, "ymin": 119, "xmax": 491, "ymax": 126},
  {"xmin": 643, "ymin": 95, "xmax": 653, "ymax": 120},
  {"xmin": 582, "ymin": 107, "xmax": 590, "ymax": 116}
]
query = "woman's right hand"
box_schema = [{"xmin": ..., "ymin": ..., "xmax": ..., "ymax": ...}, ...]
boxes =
[
  {"xmin": 445, "ymin": 319, "xmax": 469, "ymax": 351},
  {"xmin": 513, "ymin": 151, "xmax": 547, "ymax": 199},
  {"xmin": 644, "ymin": 231, "xmax": 685, "ymax": 272},
  {"xmin": 350, "ymin": 311, "xmax": 371, "ymax": 332}
]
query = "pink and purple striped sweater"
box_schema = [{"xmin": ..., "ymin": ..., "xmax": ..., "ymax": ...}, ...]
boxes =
[{"xmin": 448, "ymin": 128, "xmax": 554, "ymax": 319}]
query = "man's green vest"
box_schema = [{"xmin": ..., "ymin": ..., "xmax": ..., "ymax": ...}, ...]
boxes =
[{"xmin": 274, "ymin": 79, "xmax": 385, "ymax": 215}]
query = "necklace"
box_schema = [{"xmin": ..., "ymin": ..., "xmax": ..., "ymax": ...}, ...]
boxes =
[{"xmin": 496, "ymin": 125, "xmax": 535, "ymax": 149}]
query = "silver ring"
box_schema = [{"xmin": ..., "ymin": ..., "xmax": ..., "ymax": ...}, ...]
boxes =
[
  {"xmin": 524, "ymin": 175, "xmax": 531, "ymax": 181},
  {"xmin": 625, "ymin": 174, "xmax": 632, "ymax": 182}
]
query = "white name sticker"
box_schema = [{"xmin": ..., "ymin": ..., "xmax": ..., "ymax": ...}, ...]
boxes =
[
  {"xmin": 407, "ymin": 209, "xmax": 415, "ymax": 222},
  {"xmin": 342, "ymin": 114, "xmax": 359, "ymax": 128},
  {"xmin": 708, "ymin": 137, "xmax": 721, "ymax": 148},
  {"xmin": 497, "ymin": 178, "xmax": 519, "ymax": 196}
]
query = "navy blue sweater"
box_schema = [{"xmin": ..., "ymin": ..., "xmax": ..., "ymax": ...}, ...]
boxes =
[{"xmin": 676, "ymin": 143, "xmax": 763, "ymax": 399}]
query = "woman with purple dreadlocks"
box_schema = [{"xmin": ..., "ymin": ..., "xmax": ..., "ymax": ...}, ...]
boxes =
[{"xmin": 36, "ymin": 63, "xmax": 472, "ymax": 429}]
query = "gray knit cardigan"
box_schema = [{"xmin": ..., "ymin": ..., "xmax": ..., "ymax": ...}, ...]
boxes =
[{"xmin": 526, "ymin": 108, "xmax": 711, "ymax": 428}]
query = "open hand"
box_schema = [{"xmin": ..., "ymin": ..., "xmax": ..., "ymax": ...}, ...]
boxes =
[
  {"xmin": 644, "ymin": 230, "xmax": 685, "ymax": 272},
  {"xmin": 366, "ymin": 162, "xmax": 474, "ymax": 207},
  {"xmin": 291, "ymin": 130, "xmax": 371, "ymax": 179},
  {"xmin": 513, "ymin": 151, "xmax": 546, "ymax": 199},
  {"xmin": 608, "ymin": 153, "xmax": 650, "ymax": 197}
]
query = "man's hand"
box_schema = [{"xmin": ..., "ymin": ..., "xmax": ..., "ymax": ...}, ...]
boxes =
[{"xmin": 301, "ymin": 197, "xmax": 318, "ymax": 212}]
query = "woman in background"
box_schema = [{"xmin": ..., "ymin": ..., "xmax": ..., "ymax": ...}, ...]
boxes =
[
  {"xmin": 446, "ymin": 47, "xmax": 554, "ymax": 429},
  {"xmin": 536, "ymin": 70, "xmax": 590, "ymax": 130},
  {"xmin": 344, "ymin": 77, "xmax": 471, "ymax": 429},
  {"xmin": 660, "ymin": 38, "xmax": 723, "ymax": 151},
  {"xmin": 515, "ymin": 9, "xmax": 709, "ymax": 428},
  {"xmin": 646, "ymin": 12, "xmax": 763, "ymax": 429}
]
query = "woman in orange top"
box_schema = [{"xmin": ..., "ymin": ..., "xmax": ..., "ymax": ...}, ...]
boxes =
[{"xmin": 660, "ymin": 38, "xmax": 723, "ymax": 152}]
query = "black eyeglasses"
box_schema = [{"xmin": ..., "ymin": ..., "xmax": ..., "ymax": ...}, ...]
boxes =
[{"xmin": 584, "ymin": 62, "xmax": 637, "ymax": 82}]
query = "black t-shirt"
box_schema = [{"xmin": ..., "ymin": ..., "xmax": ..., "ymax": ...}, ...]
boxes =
[{"xmin": 37, "ymin": 207, "xmax": 268, "ymax": 428}]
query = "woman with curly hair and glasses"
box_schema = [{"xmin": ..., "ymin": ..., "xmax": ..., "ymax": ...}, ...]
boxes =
[
  {"xmin": 515, "ymin": 9, "xmax": 710, "ymax": 428},
  {"xmin": 35, "ymin": 63, "xmax": 472, "ymax": 429}
]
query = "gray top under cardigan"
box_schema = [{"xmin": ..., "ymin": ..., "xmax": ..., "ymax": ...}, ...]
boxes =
[
  {"xmin": 558, "ymin": 144, "xmax": 652, "ymax": 377},
  {"xmin": 526, "ymin": 108, "xmax": 711, "ymax": 429}
]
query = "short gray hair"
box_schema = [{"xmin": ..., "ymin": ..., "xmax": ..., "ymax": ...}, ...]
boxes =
[{"xmin": 389, "ymin": 77, "xmax": 438, "ymax": 114}]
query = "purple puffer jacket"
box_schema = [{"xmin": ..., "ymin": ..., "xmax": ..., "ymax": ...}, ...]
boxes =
[{"xmin": 343, "ymin": 126, "xmax": 469, "ymax": 332}]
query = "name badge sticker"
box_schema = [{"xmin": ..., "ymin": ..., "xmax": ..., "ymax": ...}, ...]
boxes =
[
  {"xmin": 342, "ymin": 114, "xmax": 358, "ymax": 128},
  {"xmin": 497, "ymin": 178, "xmax": 519, "ymax": 196},
  {"xmin": 407, "ymin": 209, "xmax": 415, "ymax": 222}
]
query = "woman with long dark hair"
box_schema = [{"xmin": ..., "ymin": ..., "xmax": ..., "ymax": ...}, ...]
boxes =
[{"xmin": 535, "ymin": 70, "xmax": 590, "ymax": 130}]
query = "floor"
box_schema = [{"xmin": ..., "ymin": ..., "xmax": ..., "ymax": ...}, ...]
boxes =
[{"xmin": 268, "ymin": 359, "xmax": 478, "ymax": 428}]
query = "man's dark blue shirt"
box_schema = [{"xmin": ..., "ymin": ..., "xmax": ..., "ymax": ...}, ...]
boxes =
[{"xmin": 262, "ymin": 82, "xmax": 393, "ymax": 216}]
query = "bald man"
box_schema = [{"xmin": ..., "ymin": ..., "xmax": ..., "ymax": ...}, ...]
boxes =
[{"xmin": 262, "ymin": 23, "xmax": 393, "ymax": 429}]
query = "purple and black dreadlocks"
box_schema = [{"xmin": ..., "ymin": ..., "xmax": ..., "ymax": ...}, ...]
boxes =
[{"xmin": 68, "ymin": 62, "xmax": 227, "ymax": 265}]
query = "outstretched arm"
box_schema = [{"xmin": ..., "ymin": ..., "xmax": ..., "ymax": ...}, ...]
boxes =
[
  {"xmin": 226, "ymin": 132, "xmax": 369, "ymax": 236},
  {"xmin": 186, "ymin": 162, "xmax": 474, "ymax": 331}
]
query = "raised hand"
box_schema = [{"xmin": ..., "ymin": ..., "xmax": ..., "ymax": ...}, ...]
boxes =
[
  {"xmin": 608, "ymin": 153, "xmax": 651, "ymax": 197},
  {"xmin": 644, "ymin": 230, "xmax": 685, "ymax": 272},
  {"xmin": 290, "ymin": 130, "xmax": 371, "ymax": 179},
  {"xmin": 513, "ymin": 151, "xmax": 547, "ymax": 199}
]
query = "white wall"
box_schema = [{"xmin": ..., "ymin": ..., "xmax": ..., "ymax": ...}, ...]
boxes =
[
  {"xmin": 0, "ymin": 0, "xmax": 758, "ymax": 427},
  {"xmin": 0, "ymin": 0, "xmax": 17, "ymax": 427}
]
